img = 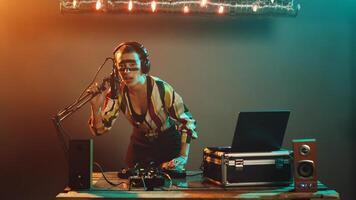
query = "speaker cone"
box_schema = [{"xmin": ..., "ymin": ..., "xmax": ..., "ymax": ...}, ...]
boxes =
[{"xmin": 297, "ymin": 160, "xmax": 314, "ymax": 178}]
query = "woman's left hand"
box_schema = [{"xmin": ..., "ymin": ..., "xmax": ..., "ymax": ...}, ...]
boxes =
[{"xmin": 161, "ymin": 156, "xmax": 188, "ymax": 171}]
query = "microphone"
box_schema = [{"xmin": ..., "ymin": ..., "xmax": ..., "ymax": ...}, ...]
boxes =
[
  {"xmin": 109, "ymin": 57, "xmax": 120, "ymax": 99},
  {"xmin": 87, "ymin": 57, "xmax": 120, "ymax": 98}
]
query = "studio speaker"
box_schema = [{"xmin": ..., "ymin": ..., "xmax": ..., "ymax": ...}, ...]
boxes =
[
  {"xmin": 68, "ymin": 139, "xmax": 93, "ymax": 190},
  {"xmin": 293, "ymin": 138, "xmax": 317, "ymax": 192}
]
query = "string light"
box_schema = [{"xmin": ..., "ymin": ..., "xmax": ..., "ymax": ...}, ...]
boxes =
[
  {"xmin": 128, "ymin": 0, "xmax": 133, "ymax": 11},
  {"xmin": 151, "ymin": 0, "xmax": 157, "ymax": 12},
  {"xmin": 60, "ymin": 0, "xmax": 300, "ymax": 16},
  {"xmin": 95, "ymin": 0, "xmax": 102, "ymax": 10}
]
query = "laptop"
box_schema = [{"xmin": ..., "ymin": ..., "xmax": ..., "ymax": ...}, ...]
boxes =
[{"xmin": 230, "ymin": 110, "xmax": 290, "ymax": 152}]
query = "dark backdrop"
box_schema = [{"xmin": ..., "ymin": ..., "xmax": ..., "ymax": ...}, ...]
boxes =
[{"xmin": 0, "ymin": 0, "xmax": 355, "ymax": 199}]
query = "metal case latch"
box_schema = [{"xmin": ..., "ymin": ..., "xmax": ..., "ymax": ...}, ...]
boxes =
[
  {"xmin": 225, "ymin": 157, "xmax": 244, "ymax": 171},
  {"xmin": 275, "ymin": 158, "xmax": 288, "ymax": 169},
  {"xmin": 234, "ymin": 159, "xmax": 244, "ymax": 171}
]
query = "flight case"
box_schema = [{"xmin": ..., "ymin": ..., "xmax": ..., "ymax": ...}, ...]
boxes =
[{"xmin": 203, "ymin": 147, "xmax": 293, "ymax": 186}]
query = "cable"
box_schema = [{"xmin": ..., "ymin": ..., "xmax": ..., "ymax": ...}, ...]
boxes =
[
  {"xmin": 160, "ymin": 172, "xmax": 172, "ymax": 188},
  {"xmin": 187, "ymin": 172, "xmax": 203, "ymax": 176},
  {"xmin": 76, "ymin": 57, "xmax": 114, "ymax": 102},
  {"xmin": 140, "ymin": 176, "xmax": 147, "ymax": 191},
  {"xmin": 62, "ymin": 57, "xmax": 114, "ymax": 112},
  {"xmin": 171, "ymin": 183, "xmax": 208, "ymax": 189},
  {"xmin": 93, "ymin": 162, "xmax": 126, "ymax": 187}
]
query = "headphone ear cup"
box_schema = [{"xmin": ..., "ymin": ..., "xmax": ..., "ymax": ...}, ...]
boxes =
[
  {"xmin": 144, "ymin": 59, "xmax": 150, "ymax": 74},
  {"xmin": 141, "ymin": 59, "xmax": 150, "ymax": 74}
]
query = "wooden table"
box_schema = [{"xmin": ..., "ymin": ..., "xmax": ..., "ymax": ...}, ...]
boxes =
[{"xmin": 56, "ymin": 171, "xmax": 340, "ymax": 199}]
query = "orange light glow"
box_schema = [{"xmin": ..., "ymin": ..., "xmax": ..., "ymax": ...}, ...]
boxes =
[
  {"xmin": 96, "ymin": 0, "xmax": 102, "ymax": 10},
  {"xmin": 128, "ymin": 0, "xmax": 133, "ymax": 11},
  {"xmin": 151, "ymin": 1, "xmax": 157, "ymax": 12},
  {"xmin": 183, "ymin": 5, "xmax": 189, "ymax": 13},
  {"xmin": 218, "ymin": 5, "xmax": 224, "ymax": 14}
]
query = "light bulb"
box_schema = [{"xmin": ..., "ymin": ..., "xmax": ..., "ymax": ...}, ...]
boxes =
[
  {"xmin": 72, "ymin": 0, "xmax": 77, "ymax": 8},
  {"xmin": 200, "ymin": 0, "xmax": 207, "ymax": 7},
  {"xmin": 183, "ymin": 5, "xmax": 189, "ymax": 13},
  {"xmin": 96, "ymin": 0, "xmax": 102, "ymax": 10},
  {"xmin": 128, "ymin": 0, "xmax": 133, "ymax": 11},
  {"xmin": 151, "ymin": 0, "xmax": 157, "ymax": 12},
  {"xmin": 252, "ymin": 4, "xmax": 258, "ymax": 12},
  {"xmin": 218, "ymin": 6, "xmax": 224, "ymax": 14}
]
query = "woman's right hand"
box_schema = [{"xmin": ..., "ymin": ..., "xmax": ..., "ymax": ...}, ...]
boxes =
[{"xmin": 88, "ymin": 81, "xmax": 110, "ymax": 110}]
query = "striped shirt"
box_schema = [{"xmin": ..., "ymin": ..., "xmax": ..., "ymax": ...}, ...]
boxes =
[{"xmin": 89, "ymin": 75, "xmax": 197, "ymax": 143}]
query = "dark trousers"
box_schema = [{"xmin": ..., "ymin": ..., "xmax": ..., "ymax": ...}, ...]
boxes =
[{"xmin": 125, "ymin": 126, "xmax": 181, "ymax": 168}]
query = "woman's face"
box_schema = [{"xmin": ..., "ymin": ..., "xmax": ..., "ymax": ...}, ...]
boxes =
[{"xmin": 115, "ymin": 51, "xmax": 144, "ymax": 87}]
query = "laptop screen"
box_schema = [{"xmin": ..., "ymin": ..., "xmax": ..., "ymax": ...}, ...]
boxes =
[{"xmin": 231, "ymin": 110, "xmax": 290, "ymax": 152}]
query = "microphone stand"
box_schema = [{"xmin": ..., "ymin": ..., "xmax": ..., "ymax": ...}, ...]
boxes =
[
  {"xmin": 52, "ymin": 78, "xmax": 110, "ymax": 161},
  {"xmin": 51, "ymin": 57, "xmax": 116, "ymax": 161}
]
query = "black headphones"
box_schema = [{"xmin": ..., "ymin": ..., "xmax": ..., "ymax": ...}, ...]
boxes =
[{"xmin": 113, "ymin": 41, "xmax": 151, "ymax": 74}]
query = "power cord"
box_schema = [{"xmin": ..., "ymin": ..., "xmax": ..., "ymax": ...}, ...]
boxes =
[{"xmin": 93, "ymin": 162, "xmax": 126, "ymax": 187}]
